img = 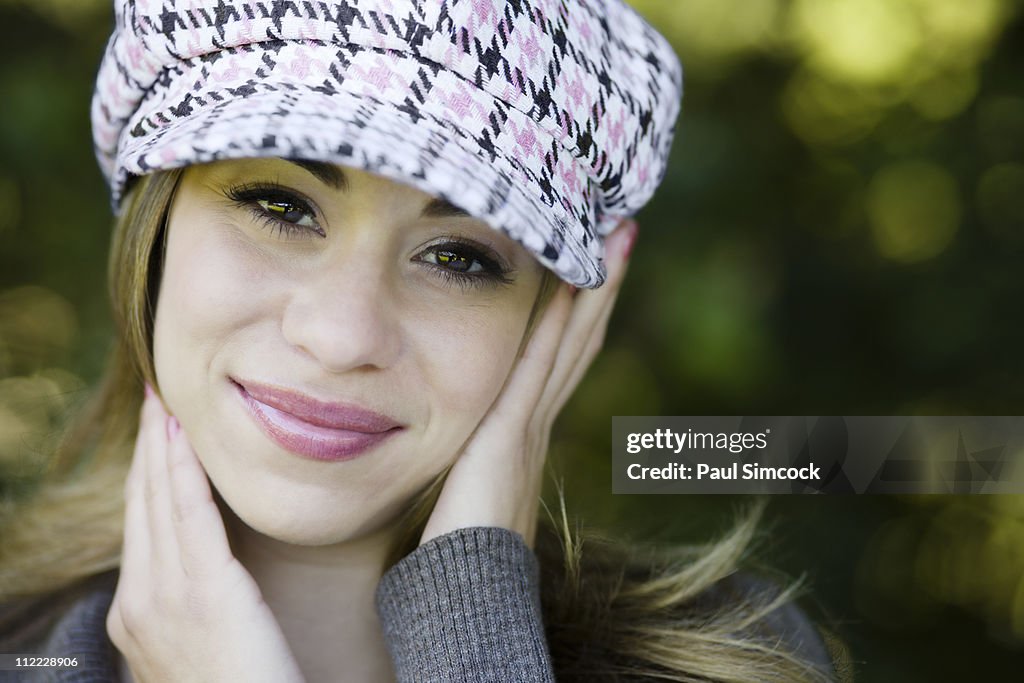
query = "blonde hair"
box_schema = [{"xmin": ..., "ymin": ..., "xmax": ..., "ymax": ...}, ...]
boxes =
[{"xmin": 0, "ymin": 170, "xmax": 844, "ymax": 682}]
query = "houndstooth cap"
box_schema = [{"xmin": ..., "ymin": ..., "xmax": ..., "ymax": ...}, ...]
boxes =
[{"xmin": 92, "ymin": 0, "xmax": 682, "ymax": 287}]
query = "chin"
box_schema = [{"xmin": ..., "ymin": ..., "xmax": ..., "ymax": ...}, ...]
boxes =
[{"xmin": 211, "ymin": 475, "xmax": 408, "ymax": 547}]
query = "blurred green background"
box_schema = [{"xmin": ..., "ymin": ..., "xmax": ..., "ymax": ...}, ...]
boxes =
[{"xmin": 2, "ymin": 0, "xmax": 1023, "ymax": 679}]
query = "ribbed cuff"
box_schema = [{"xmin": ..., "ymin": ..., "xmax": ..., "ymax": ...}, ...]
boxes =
[{"xmin": 374, "ymin": 527, "xmax": 555, "ymax": 683}]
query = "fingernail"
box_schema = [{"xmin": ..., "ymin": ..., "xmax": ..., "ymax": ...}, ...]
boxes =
[
  {"xmin": 622, "ymin": 220, "xmax": 639, "ymax": 260},
  {"xmin": 166, "ymin": 416, "xmax": 180, "ymax": 440}
]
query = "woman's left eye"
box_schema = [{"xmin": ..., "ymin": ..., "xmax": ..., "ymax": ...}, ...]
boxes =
[
  {"xmin": 421, "ymin": 248, "xmax": 486, "ymax": 274},
  {"xmin": 417, "ymin": 241, "xmax": 513, "ymax": 288}
]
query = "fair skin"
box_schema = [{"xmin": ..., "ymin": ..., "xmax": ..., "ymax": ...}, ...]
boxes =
[{"xmin": 107, "ymin": 158, "xmax": 636, "ymax": 682}]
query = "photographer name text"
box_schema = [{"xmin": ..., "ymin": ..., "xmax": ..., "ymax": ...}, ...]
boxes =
[{"xmin": 624, "ymin": 427, "xmax": 821, "ymax": 482}]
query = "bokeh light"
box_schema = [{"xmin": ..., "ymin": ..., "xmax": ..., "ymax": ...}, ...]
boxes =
[
  {"xmin": 865, "ymin": 161, "xmax": 961, "ymax": 262},
  {"xmin": 792, "ymin": 0, "xmax": 923, "ymax": 84},
  {"xmin": 631, "ymin": 0, "xmax": 783, "ymax": 73},
  {"xmin": 0, "ymin": 286, "xmax": 84, "ymax": 482}
]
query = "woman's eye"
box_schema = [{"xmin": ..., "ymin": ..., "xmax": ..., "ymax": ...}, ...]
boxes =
[
  {"xmin": 417, "ymin": 240, "xmax": 513, "ymax": 289},
  {"xmin": 255, "ymin": 197, "xmax": 317, "ymax": 229},
  {"xmin": 424, "ymin": 248, "xmax": 485, "ymax": 274},
  {"xmin": 223, "ymin": 183, "xmax": 324, "ymax": 238}
]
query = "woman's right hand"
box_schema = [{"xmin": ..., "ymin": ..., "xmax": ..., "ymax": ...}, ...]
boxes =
[{"xmin": 106, "ymin": 387, "xmax": 305, "ymax": 683}]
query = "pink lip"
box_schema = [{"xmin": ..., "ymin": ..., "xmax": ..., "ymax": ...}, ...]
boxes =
[{"xmin": 232, "ymin": 379, "xmax": 403, "ymax": 462}]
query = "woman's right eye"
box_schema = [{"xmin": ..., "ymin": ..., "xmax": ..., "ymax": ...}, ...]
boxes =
[{"xmin": 224, "ymin": 183, "xmax": 325, "ymax": 238}]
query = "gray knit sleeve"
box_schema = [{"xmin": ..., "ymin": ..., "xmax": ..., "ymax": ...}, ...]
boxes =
[{"xmin": 374, "ymin": 526, "xmax": 556, "ymax": 683}]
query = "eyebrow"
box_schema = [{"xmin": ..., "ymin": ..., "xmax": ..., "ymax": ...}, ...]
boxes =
[
  {"xmin": 285, "ymin": 159, "xmax": 347, "ymax": 189},
  {"xmin": 421, "ymin": 196, "xmax": 471, "ymax": 218},
  {"xmin": 284, "ymin": 158, "xmax": 471, "ymax": 219}
]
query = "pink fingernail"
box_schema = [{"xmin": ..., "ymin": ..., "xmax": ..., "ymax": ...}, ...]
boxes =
[
  {"xmin": 622, "ymin": 220, "xmax": 639, "ymax": 260},
  {"xmin": 166, "ymin": 416, "xmax": 180, "ymax": 440}
]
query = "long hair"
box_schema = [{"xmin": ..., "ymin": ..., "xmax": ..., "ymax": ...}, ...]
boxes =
[{"xmin": 0, "ymin": 170, "xmax": 844, "ymax": 682}]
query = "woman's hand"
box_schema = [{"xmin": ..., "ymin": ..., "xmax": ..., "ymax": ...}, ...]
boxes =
[
  {"xmin": 421, "ymin": 219, "xmax": 638, "ymax": 548},
  {"xmin": 107, "ymin": 388, "xmax": 305, "ymax": 683}
]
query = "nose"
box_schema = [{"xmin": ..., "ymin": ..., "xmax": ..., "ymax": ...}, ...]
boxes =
[{"xmin": 280, "ymin": 257, "xmax": 401, "ymax": 373}]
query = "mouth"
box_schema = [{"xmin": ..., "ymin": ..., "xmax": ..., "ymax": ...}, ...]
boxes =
[{"xmin": 231, "ymin": 378, "xmax": 404, "ymax": 462}]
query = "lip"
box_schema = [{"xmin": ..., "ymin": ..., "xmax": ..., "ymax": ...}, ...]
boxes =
[{"xmin": 232, "ymin": 378, "xmax": 404, "ymax": 462}]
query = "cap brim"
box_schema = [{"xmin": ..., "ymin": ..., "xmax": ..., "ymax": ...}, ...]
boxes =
[{"xmin": 119, "ymin": 79, "xmax": 606, "ymax": 288}]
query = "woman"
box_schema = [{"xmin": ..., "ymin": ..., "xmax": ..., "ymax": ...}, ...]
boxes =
[{"xmin": 1, "ymin": 0, "xmax": 842, "ymax": 680}]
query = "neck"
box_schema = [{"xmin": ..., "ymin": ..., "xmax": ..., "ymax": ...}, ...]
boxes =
[{"xmin": 223, "ymin": 503, "xmax": 401, "ymax": 683}]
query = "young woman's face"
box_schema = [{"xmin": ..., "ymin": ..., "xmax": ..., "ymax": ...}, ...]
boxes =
[{"xmin": 152, "ymin": 158, "xmax": 545, "ymax": 546}]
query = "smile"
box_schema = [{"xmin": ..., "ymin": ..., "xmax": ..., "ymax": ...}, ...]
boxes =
[{"xmin": 232, "ymin": 379, "xmax": 403, "ymax": 462}]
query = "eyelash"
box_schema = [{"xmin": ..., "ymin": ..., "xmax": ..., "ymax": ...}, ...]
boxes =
[{"xmin": 222, "ymin": 182, "xmax": 514, "ymax": 289}]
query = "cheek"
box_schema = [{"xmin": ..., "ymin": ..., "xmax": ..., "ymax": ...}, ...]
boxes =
[
  {"xmin": 152, "ymin": 223, "xmax": 273, "ymax": 407},
  {"xmin": 406, "ymin": 294, "xmax": 533, "ymax": 451}
]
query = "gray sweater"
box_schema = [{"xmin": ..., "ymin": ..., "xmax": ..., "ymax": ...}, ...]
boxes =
[{"xmin": 0, "ymin": 527, "xmax": 833, "ymax": 682}]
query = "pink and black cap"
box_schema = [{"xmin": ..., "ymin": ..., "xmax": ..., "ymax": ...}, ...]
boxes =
[{"xmin": 91, "ymin": 0, "xmax": 683, "ymax": 288}]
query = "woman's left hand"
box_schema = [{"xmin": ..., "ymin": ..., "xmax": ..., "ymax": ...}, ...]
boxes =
[{"xmin": 420, "ymin": 219, "xmax": 638, "ymax": 548}]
